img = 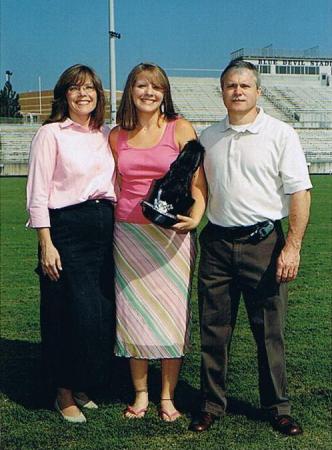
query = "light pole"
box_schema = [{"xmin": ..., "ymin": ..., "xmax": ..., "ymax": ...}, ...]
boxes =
[
  {"xmin": 38, "ymin": 76, "xmax": 42, "ymax": 115},
  {"xmin": 108, "ymin": 0, "xmax": 121, "ymax": 125}
]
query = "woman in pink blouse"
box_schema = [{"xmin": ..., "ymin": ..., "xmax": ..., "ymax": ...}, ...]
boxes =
[{"xmin": 26, "ymin": 64, "xmax": 116, "ymax": 423}]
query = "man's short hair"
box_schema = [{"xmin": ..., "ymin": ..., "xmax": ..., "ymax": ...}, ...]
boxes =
[{"xmin": 220, "ymin": 59, "xmax": 261, "ymax": 89}]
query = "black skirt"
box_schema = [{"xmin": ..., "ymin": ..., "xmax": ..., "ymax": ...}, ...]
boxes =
[{"xmin": 37, "ymin": 200, "xmax": 115, "ymax": 391}]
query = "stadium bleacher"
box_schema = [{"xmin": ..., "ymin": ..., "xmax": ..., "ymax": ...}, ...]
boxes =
[
  {"xmin": 297, "ymin": 129, "xmax": 332, "ymax": 162},
  {"xmin": 261, "ymin": 84, "xmax": 332, "ymax": 127},
  {"xmin": 1, "ymin": 60, "xmax": 332, "ymax": 175},
  {"xmin": 0, "ymin": 124, "xmax": 38, "ymax": 175},
  {"xmin": 170, "ymin": 77, "xmax": 226, "ymax": 122},
  {"xmin": 169, "ymin": 74, "xmax": 331, "ymax": 173}
]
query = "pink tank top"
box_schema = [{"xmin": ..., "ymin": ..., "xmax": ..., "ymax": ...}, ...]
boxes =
[{"xmin": 115, "ymin": 120, "xmax": 180, "ymax": 223}]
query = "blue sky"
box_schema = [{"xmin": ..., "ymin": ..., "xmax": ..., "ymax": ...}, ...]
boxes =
[{"xmin": 1, "ymin": 0, "xmax": 331, "ymax": 93}]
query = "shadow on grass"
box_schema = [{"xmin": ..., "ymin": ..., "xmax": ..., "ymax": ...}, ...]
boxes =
[
  {"xmin": 0, "ymin": 338, "xmax": 265, "ymax": 421},
  {"xmin": 0, "ymin": 338, "xmax": 44, "ymax": 409},
  {"xmin": 227, "ymin": 397, "xmax": 266, "ymax": 422},
  {"xmin": 0, "ymin": 338, "xmax": 200, "ymax": 415},
  {"xmin": 185, "ymin": 392, "xmax": 266, "ymax": 422}
]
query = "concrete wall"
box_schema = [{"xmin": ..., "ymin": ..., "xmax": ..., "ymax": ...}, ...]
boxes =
[
  {"xmin": 0, "ymin": 163, "xmax": 28, "ymax": 176},
  {"xmin": 308, "ymin": 162, "xmax": 332, "ymax": 174}
]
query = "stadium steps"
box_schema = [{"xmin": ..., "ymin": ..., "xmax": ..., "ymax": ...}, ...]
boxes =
[
  {"xmin": 170, "ymin": 77, "xmax": 227, "ymax": 122},
  {"xmin": 0, "ymin": 125, "xmax": 38, "ymax": 163},
  {"xmin": 297, "ymin": 129, "xmax": 332, "ymax": 162},
  {"xmin": 257, "ymin": 95, "xmax": 289, "ymax": 122}
]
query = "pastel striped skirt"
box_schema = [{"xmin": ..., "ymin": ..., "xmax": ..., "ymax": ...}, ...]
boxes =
[{"xmin": 114, "ymin": 222, "xmax": 197, "ymax": 359}]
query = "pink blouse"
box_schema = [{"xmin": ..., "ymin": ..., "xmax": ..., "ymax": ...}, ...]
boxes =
[
  {"xmin": 116, "ymin": 120, "xmax": 180, "ymax": 224},
  {"xmin": 26, "ymin": 119, "xmax": 116, "ymax": 228}
]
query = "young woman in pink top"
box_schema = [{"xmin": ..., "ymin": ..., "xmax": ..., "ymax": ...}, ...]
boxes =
[
  {"xmin": 26, "ymin": 65, "xmax": 116, "ymax": 423},
  {"xmin": 109, "ymin": 63, "xmax": 207, "ymax": 421}
]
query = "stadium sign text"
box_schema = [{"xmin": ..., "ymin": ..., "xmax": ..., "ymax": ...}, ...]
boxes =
[{"xmin": 258, "ymin": 59, "xmax": 332, "ymax": 66}]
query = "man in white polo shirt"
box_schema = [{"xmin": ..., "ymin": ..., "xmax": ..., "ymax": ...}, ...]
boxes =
[{"xmin": 189, "ymin": 60, "xmax": 312, "ymax": 435}]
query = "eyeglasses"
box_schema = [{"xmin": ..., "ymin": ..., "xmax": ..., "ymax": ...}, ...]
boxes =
[{"xmin": 67, "ymin": 84, "xmax": 96, "ymax": 94}]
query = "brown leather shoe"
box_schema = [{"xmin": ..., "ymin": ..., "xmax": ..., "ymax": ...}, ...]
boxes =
[
  {"xmin": 189, "ymin": 412, "xmax": 217, "ymax": 432},
  {"xmin": 270, "ymin": 414, "xmax": 303, "ymax": 436}
]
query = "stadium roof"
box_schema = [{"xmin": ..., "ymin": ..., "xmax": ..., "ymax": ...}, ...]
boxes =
[{"xmin": 231, "ymin": 46, "xmax": 332, "ymax": 60}]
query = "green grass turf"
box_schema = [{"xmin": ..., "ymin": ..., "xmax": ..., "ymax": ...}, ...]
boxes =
[{"xmin": 0, "ymin": 176, "xmax": 331, "ymax": 450}]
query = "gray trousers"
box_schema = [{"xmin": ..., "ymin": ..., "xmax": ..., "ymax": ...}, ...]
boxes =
[{"xmin": 198, "ymin": 221, "xmax": 290, "ymax": 417}]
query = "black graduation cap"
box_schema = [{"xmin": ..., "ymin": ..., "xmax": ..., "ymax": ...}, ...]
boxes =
[{"xmin": 141, "ymin": 139, "xmax": 205, "ymax": 228}]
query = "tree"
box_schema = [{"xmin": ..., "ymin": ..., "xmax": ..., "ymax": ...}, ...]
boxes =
[{"xmin": 0, "ymin": 71, "xmax": 22, "ymax": 118}]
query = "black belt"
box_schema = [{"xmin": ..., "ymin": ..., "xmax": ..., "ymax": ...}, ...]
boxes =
[
  {"xmin": 207, "ymin": 220, "xmax": 278, "ymax": 241},
  {"xmin": 50, "ymin": 199, "xmax": 114, "ymax": 213}
]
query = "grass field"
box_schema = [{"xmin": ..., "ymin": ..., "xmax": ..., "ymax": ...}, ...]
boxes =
[{"xmin": 1, "ymin": 176, "xmax": 331, "ymax": 450}]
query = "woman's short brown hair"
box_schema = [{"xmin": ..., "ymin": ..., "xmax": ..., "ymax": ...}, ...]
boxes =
[
  {"xmin": 117, "ymin": 63, "xmax": 177, "ymax": 130},
  {"xmin": 44, "ymin": 64, "xmax": 105, "ymax": 129}
]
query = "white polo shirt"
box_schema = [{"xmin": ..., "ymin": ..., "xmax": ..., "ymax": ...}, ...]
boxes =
[{"xmin": 200, "ymin": 108, "xmax": 312, "ymax": 227}]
